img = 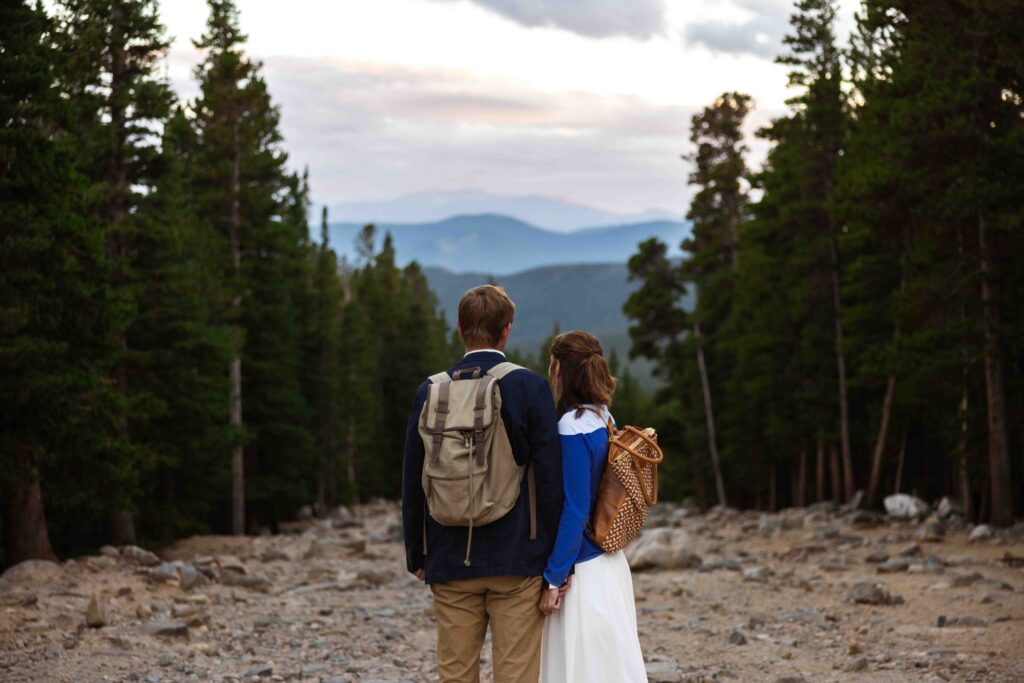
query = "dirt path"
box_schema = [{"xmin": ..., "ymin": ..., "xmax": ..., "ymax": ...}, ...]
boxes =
[{"xmin": 1, "ymin": 501, "xmax": 1021, "ymax": 683}]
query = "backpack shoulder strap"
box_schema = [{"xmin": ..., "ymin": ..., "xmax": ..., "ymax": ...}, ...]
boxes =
[
  {"xmin": 428, "ymin": 371, "xmax": 452, "ymax": 384},
  {"xmin": 486, "ymin": 361, "xmax": 526, "ymax": 381}
]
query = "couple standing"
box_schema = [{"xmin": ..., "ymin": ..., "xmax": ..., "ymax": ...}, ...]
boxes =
[{"xmin": 402, "ymin": 285, "xmax": 648, "ymax": 683}]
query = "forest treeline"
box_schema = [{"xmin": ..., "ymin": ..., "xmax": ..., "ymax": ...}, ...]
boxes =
[
  {"xmin": 625, "ymin": 0, "xmax": 1023, "ymax": 525},
  {"xmin": 1, "ymin": 0, "xmax": 455, "ymax": 567}
]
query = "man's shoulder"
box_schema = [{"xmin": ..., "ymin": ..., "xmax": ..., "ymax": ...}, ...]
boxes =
[{"xmin": 497, "ymin": 364, "xmax": 547, "ymax": 391}]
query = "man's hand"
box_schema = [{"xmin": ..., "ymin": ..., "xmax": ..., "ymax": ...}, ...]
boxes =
[
  {"xmin": 413, "ymin": 569, "xmax": 425, "ymax": 581},
  {"xmin": 538, "ymin": 586, "xmax": 561, "ymax": 616},
  {"xmin": 558, "ymin": 575, "xmax": 572, "ymax": 598}
]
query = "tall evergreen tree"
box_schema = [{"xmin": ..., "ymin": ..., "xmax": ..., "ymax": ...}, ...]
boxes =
[
  {"xmin": 1, "ymin": 0, "xmax": 116, "ymax": 562},
  {"xmin": 53, "ymin": 0, "xmax": 176, "ymax": 544}
]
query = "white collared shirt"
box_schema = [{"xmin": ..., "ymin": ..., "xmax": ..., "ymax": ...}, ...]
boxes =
[{"xmin": 464, "ymin": 348, "xmax": 506, "ymax": 357}]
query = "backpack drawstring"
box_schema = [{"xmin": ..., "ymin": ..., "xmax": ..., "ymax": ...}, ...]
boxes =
[{"xmin": 465, "ymin": 433, "xmax": 475, "ymax": 566}]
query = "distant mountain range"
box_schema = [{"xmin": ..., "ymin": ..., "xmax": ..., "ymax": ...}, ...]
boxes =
[
  {"xmin": 327, "ymin": 213, "xmax": 689, "ymax": 275},
  {"xmin": 423, "ymin": 262, "xmax": 692, "ymax": 385},
  {"xmin": 328, "ymin": 189, "xmax": 679, "ymax": 233}
]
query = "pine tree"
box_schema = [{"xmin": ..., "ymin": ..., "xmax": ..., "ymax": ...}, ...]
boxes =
[
  {"xmin": 190, "ymin": 0, "xmax": 301, "ymax": 532},
  {"xmin": 0, "ymin": 0, "xmax": 116, "ymax": 563},
  {"xmin": 53, "ymin": 0, "xmax": 177, "ymax": 544}
]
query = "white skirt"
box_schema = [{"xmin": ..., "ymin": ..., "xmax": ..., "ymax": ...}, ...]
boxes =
[{"xmin": 540, "ymin": 550, "xmax": 648, "ymax": 683}]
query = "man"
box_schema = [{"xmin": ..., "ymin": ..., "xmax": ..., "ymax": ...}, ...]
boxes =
[{"xmin": 402, "ymin": 285, "xmax": 562, "ymax": 683}]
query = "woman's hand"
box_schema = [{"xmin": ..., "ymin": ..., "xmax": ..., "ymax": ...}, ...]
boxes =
[{"xmin": 538, "ymin": 587, "xmax": 561, "ymax": 616}]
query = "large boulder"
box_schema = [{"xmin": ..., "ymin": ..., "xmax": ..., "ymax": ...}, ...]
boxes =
[
  {"xmin": 0, "ymin": 559, "xmax": 65, "ymax": 592},
  {"xmin": 626, "ymin": 528, "xmax": 702, "ymax": 570},
  {"xmin": 884, "ymin": 494, "xmax": 930, "ymax": 520}
]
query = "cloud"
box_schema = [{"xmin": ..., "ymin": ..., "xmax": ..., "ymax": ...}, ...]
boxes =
[
  {"xmin": 684, "ymin": 0, "xmax": 792, "ymax": 59},
  {"xmin": 245, "ymin": 56, "xmax": 695, "ymax": 213},
  {"xmin": 429, "ymin": 0, "xmax": 667, "ymax": 40}
]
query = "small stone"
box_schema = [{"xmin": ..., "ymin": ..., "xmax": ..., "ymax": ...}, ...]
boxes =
[
  {"xmin": 864, "ymin": 551, "xmax": 889, "ymax": 564},
  {"xmin": 773, "ymin": 677, "xmax": 808, "ymax": 683},
  {"xmin": 86, "ymin": 594, "xmax": 108, "ymax": 628},
  {"xmin": 300, "ymin": 663, "xmax": 330, "ymax": 677},
  {"xmin": 742, "ymin": 566, "xmax": 769, "ymax": 583},
  {"xmin": 244, "ymin": 664, "xmax": 272, "ymax": 678},
  {"xmin": 178, "ymin": 564, "xmax": 208, "ymax": 591},
  {"xmin": 121, "ymin": 545, "xmax": 161, "ymax": 566},
  {"xmin": 944, "ymin": 615, "xmax": 986, "ymax": 628},
  {"xmin": 914, "ymin": 524, "xmax": 944, "ymax": 543},
  {"xmin": 141, "ymin": 620, "xmax": 189, "ymax": 638},
  {"xmin": 848, "ymin": 640, "xmax": 863, "ymax": 655},
  {"xmin": 728, "ymin": 630, "xmax": 747, "ymax": 645},
  {"xmin": 0, "ymin": 592, "xmax": 38, "ymax": 607},
  {"xmin": 884, "ymin": 493, "xmax": 930, "ymax": 520},
  {"xmin": 898, "ymin": 543, "xmax": 923, "ymax": 557},
  {"xmin": 220, "ymin": 572, "xmax": 271, "ymax": 591},
  {"xmin": 844, "ymin": 656, "xmax": 868, "ymax": 672},
  {"xmin": 877, "ymin": 558, "xmax": 910, "ymax": 574},
  {"xmin": 99, "ymin": 545, "xmax": 120, "ymax": 558},
  {"xmin": 968, "ymin": 525, "xmax": 994, "ymax": 543},
  {"xmin": 951, "ymin": 571, "xmax": 983, "ymax": 587},
  {"xmin": 848, "ymin": 580, "xmax": 902, "ymax": 605},
  {"xmin": 644, "ymin": 661, "xmax": 680, "ymax": 683}
]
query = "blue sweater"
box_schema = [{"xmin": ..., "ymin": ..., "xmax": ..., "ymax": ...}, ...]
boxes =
[
  {"xmin": 542, "ymin": 406, "xmax": 612, "ymax": 588},
  {"xmin": 402, "ymin": 351, "xmax": 563, "ymax": 584}
]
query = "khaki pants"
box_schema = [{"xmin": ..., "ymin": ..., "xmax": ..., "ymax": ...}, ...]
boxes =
[{"xmin": 430, "ymin": 575, "xmax": 544, "ymax": 683}]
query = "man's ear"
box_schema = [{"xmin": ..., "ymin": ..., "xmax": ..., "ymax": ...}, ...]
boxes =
[{"xmin": 501, "ymin": 322, "xmax": 512, "ymax": 343}]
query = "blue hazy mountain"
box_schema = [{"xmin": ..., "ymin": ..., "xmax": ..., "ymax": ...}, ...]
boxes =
[
  {"xmin": 328, "ymin": 214, "xmax": 689, "ymax": 275},
  {"xmin": 329, "ymin": 189, "xmax": 679, "ymax": 233}
]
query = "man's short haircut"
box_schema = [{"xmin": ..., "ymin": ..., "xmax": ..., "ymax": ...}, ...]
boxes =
[{"xmin": 458, "ymin": 285, "xmax": 516, "ymax": 348}]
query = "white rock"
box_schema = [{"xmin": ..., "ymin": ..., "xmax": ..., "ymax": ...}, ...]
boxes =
[
  {"xmin": 968, "ymin": 525, "xmax": 994, "ymax": 543},
  {"xmin": 884, "ymin": 494, "xmax": 930, "ymax": 520}
]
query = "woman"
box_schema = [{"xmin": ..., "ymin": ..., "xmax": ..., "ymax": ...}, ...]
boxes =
[{"xmin": 538, "ymin": 331, "xmax": 648, "ymax": 683}]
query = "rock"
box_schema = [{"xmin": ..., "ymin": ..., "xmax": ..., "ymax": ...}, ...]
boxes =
[
  {"xmin": 773, "ymin": 677, "xmax": 808, "ymax": 683},
  {"xmin": 846, "ymin": 509, "xmax": 884, "ymax": 527},
  {"xmin": 942, "ymin": 615, "xmax": 986, "ymax": 628},
  {"xmin": 936, "ymin": 496, "xmax": 964, "ymax": 520},
  {"xmin": 140, "ymin": 620, "xmax": 189, "ymax": 638},
  {"xmin": 626, "ymin": 529, "xmax": 702, "ymax": 571},
  {"xmin": 178, "ymin": 563, "xmax": 208, "ymax": 590},
  {"xmin": 260, "ymin": 549, "xmax": 290, "ymax": 562},
  {"xmin": 844, "ymin": 490, "xmax": 865, "ymax": 511},
  {"xmin": 0, "ymin": 559, "xmax": 65, "ymax": 590},
  {"xmin": 698, "ymin": 558, "xmax": 741, "ymax": 573},
  {"xmin": 914, "ymin": 523, "xmax": 944, "ymax": 543},
  {"xmin": 357, "ymin": 569, "xmax": 393, "ymax": 587},
  {"xmin": 847, "ymin": 581, "xmax": 903, "ymax": 605},
  {"xmin": 864, "ymin": 550, "xmax": 889, "ymax": 564},
  {"xmin": 121, "ymin": 545, "xmax": 161, "ymax": 566},
  {"xmin": 99, "ymin": 545, "xmax": 120, "ymax": 558},
  {"xmin": 884, "ymin": 494, "xmax": 930, "ymax": 520},
  {"xmin": 85, "ymin": 593, "xmax": 108, "ymax": 628},
  {"xmin": 244, "ymin": 664, "xmax": 273, "ymax": 677},
  {"xmin": 844, "ymin": 656, "xmax": 869, "ymax": 672},
  {"xmin": 969, "ymin": 525, "xmax": 994, "ymax": 543},
  {"xmin": 145, "ymin": 562, "xmax": 181, "ymax": 584},
  {"xmin": 742, "ymin": 566, "xmax": 770, "ymax": 583},
  {"xmin": 300, "ymin": 663, "xmax": 330, "ymax": 677},
  {"xmin": 220, "ymin": 572, "xmax": 271, "ymax": 591},
  {"xmin": 644, "ymin": 660, "xmax": 680, "ymax": 682},
  {"xmin": 877, "ymin": 558, "xmax": 911, "ymax": 574},
  {"xmin": 728, "ymin": 629, "xmax": 747, "ymax": 645},
  {"xmin": 950, "ymin": 571, "xmax": 983, "ymax": 587},
  {"xmin": 0, "ymin": 592, "xmax": 38, "ymax": 607}
]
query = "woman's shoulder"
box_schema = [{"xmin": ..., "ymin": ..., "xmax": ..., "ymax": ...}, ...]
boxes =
[{"xmin": 557, "ymin": 405, "xmax": 613, "ymax": 437}]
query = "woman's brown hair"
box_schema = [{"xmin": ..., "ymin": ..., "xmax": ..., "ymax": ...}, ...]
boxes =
[{"xmin": 549, "ymin": 331, "xmax": 617, "ymax": 418}]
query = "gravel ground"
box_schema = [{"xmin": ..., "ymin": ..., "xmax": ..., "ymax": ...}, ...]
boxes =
[{"xmin": 1, "ymin": 499, "xmax": 1022, "ymax": 683}]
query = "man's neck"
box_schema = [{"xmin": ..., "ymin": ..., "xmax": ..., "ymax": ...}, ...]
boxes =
[{"xmin": 464, "ymin": 347, "xmax": 506, "ymax": 357}]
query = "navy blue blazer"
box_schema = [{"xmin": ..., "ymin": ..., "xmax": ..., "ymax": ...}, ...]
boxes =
[{"xmin": 401, "ymin": 351, "xmax": 562, "ymax": 584}]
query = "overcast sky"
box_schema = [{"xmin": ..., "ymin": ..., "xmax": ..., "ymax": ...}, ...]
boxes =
[{"xmin": 161, "ymin": 0, "xmax": 859, "ymax": 215}]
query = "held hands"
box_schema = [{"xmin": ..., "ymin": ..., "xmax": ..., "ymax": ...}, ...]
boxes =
[
  {"xmin": 539, "ymin": 576, "xmax": 572, "ymax": 616},
  {"xmin": 413, "ymin": 569, "xmax": 425, "ymax": 581},
  {"xmin": 538, "ymin": 587, "xmax": 560, "ymax": 616}
]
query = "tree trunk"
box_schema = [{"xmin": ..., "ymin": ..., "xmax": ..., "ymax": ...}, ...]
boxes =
[
  {"xmin": 815, "ymin": 437, "xmax": 825, "ymax": 502},
  {"xmin": 829, "ymin": 444, "xmax": 842, "ymax": 502},
  {"xmin": 797, "ymin": 448, "xmax": 807, "ymax": 507},
  {"xmin": 229, "ymin": 119, "xmax": 245, "ymax": 535},
  {"xmin": 893, "ymin": 426, "xmax": 907, "ymax": 495},
  {"xmin": 345, "ymin": 418, "xmax": 357, "ymax": 503},
  {"xmin": 2, "ymin": 456, "xmax": 56, "ymax": 565},
  {"xmin": 978, "ymin": 215, "xmax": 1013, "ymax": 526},
  {"xmin": 106, "ymin": 0, "xmax": 136, "ymax": 546},
  {"xmin": 694, "ymin": 320, "xmax": 727, "ymax": 506},
  {"xmin": 827, "ymin": 235, "xmax": 853, "ymax": 502},
  {"xmin": 866, "ymin": 374, "xmax": 896, "ymax": 508}
]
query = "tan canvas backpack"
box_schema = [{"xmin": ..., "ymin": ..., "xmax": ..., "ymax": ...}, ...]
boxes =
[{"xmin": 418, "ymin": 362, "xmax": 536, "ymax": 566}]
